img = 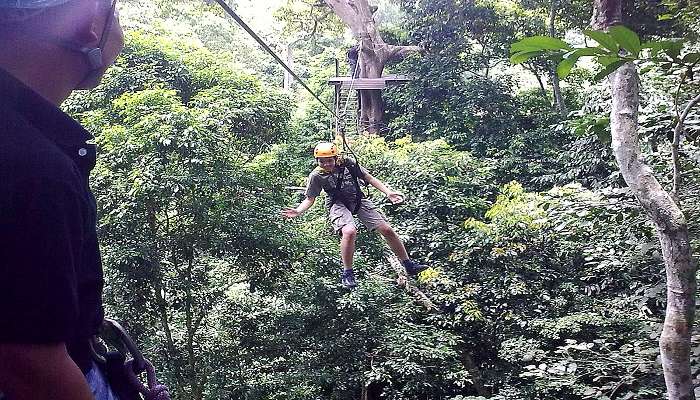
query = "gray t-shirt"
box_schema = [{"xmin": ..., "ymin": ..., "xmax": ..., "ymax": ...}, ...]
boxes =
[{"xmin": 305, "ymin": 160, "xmax": 368, "ymax": 208}]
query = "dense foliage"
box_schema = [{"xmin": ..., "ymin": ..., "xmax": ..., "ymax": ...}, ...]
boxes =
[{"xmin": 64, "ymin": 0, "xmax": 700, "ymax": 399}]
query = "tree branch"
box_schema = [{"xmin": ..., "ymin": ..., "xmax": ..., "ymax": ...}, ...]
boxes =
[
  {"xmin": 323, "ymin": 0, "xmax": 360, "ymax": 29},
  {"xmin": 385, "ymin": 252, "xmax": 438, "ymax": 311},
  {"xmin": 672, "ymin": 92, "xmax": 700, "ymax": 198},
  {"xmin": 386, "ymin": 44, "xmax": 422, "ymax": 61}
]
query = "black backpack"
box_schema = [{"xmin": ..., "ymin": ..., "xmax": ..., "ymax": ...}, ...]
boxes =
[{"xmin": 327, "ymin": 158, "xmax": 366, "ymax": 214}]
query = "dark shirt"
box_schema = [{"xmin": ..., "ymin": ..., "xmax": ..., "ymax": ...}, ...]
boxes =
[
  {"xmin": 0, "ymin": 67, "xmax": 103, "ymax": 373},
  {"xmin": 305, "ymin": 159, "xmax": 368, "ymax": 209}
]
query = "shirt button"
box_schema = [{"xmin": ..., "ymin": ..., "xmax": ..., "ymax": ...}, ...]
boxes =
[{"xmin": 78, "ymin": 148, "xmax": 88, "ymax": 157}]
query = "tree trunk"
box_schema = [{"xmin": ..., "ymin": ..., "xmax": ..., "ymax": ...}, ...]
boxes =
[
  {"xmin": 357, "ymin": 36, "xmax": 384, "ymax": 132},
  {"xmin": 152, "ymin": 264, "xmax": 186, "ymax": 400},
  {"xmin": 549, "ymin": 0, "xmax": 567, "ymax": 115},
  {"xmin": 324, "ymin": 0, "xmax": 420, "ymax": 133},
  {"xmin": 535, "ymin": 71, "xmax": 549, "ymax": 102},
  {"xmin": 592, "ymin": 2, "xmax": 697, "ymax": 399},
  {"xmin": 185, "ymin": 258, "xmax": 200, "ymax": 400},
  {"xmin": 549, "ymin": 68, "xmax": 567, "ymax": 115}
]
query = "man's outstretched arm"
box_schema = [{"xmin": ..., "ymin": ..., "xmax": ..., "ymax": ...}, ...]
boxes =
[
  {"xmin": 282, "ymin": 196, "xmax": 316, "ymax": 218},
  {"xmin": 363, "ymin": 173, "xmax": 404, "ymax": 204},
  {"xmin": 0, "ymin": 342, "xmax": 94, "ymax": 400}
]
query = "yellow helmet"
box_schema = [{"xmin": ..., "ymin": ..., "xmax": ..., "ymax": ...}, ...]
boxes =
[{"xmin": 313, "ymin": 142, "xmax": 339, "ymax": 158}]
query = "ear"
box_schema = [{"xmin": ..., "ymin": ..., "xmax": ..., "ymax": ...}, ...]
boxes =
[
  {"xmin": 58, "ymin": 0, "xmax": 100, "ymax": 47},
  {"xmin": 72, "ymin": 14, "xmax": 100, "ymax": 47}
]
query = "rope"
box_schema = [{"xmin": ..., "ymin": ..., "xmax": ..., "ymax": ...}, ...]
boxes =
[
  {"xmin": 339, "ymin": 50, "xmax": 361, "ymax": 136},
  {"xmin": 333, "ymin": 48, "xmax": 361, "ymax": 142},
  {"xmin": 335, "ymin": 48, "xmax": 363, "ymax": 164},
  {"xmin": 125, "ymin": 359, "xmax": 171, "ymax": 400},
  {"xmin": 210, "ymin": 0, "xmax": 337, "ymax": 120},
  {"xmin": 210, "ymin": 0, "xmax": 370, "ymax": 164}
]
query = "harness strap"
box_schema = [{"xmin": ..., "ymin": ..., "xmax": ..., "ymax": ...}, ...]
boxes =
[
  {"xmin": 348, "ymin": 163, "xmax": 363, "ymax": 212},
  {"xmin": 330, "ymin": 162, "xmax": 363, "ymax": 214}
]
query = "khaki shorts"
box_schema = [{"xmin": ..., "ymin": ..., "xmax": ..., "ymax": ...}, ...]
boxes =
[{"xmin": 330, "ymin": 199, "xmax": 386, "ymax": 234}]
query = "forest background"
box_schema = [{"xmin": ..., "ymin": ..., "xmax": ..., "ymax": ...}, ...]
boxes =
[{"xmin": 64, "ymin": 0, "xmax": 700, "ymax": 399}]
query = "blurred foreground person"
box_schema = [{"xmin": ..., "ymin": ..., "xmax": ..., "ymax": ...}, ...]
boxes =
[{"xmin": 0, "ymin": 0, "xmax": 124, "ymax": 399}]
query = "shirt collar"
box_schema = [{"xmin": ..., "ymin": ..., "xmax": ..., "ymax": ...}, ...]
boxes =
[{"xmin": 0, "ymin": 66, "xmax": 93, "ymax": 148}]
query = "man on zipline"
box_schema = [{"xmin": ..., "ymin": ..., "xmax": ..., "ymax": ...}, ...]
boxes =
[{"xmin": 282, "ymin": 142, "xmax": 427, "ymax": 288}]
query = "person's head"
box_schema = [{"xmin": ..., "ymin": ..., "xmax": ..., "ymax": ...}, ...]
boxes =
[
  {"xmin": 0, "ymin": 0, "xmax": 124, "ymax": 103},
  {"xmin": 314, "ymin": 142, "xmax": 339, "ymax": 172}
]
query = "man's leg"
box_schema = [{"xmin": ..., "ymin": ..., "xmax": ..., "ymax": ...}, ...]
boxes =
[
  {"xmin": 340, "ymin": 224, "xmax": 358, "ymax": 270},
  {"xmin": 376, "ymin": 222, "xmax": 409, "ymax": 261},
  {"xmin": 330, "ymin": 203, "xmax": 358, "ymax": 288},
  {"xmin": 357, "ymin": 200, "xmax": 428, "ymax": 276}
]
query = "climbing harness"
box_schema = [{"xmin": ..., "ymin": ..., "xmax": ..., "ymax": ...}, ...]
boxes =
[
  {"xmin": 91, "ymin": 319, "xmax": 171, "ymax": 400},
  {"xmin": 327, "ymin": 158, "xmax": 365, "ymax": 214}
]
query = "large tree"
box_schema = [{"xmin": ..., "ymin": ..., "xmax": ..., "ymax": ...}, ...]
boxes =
[
  {"xmin": 323, "ymin": 0, "xmax": 420, "ymax": 133},
  {"xmin": 592, "ymin": 1, "xmax": 697, "ymax": 399}
]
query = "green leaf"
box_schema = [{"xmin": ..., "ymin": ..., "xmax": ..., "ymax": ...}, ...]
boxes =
[
  {"xmin": 510, "ymin": 51, "xmax": 543, "ymax": 64},
  {"xmin": 658, "ymin": 13, "xmax": 674, "ymax": 21},
  {"xmin": 594, "ymin": 60, "xmax": 627, "ymax": 81},
  {"xmin": 510, "ymin": 36, "xmax": 571, "ymax": 53},
  {"xmin": 639, "ymin": 65, "xmax": 654, "ymax": 74},
  {"xmin": 570, "ymin": 47, "xmax": 608, "ymax": 57},
  {"xmin": 682, "ymin": 53, "xmax": 700, "ymax": 63},
  {"xmin": 596, "ymin": 130, "xmax": 612, "ymax": 144},
  {"xmin": 557, "ymin": 57, "xmax": 577, "ymax": 78},
  {"xmin": 584, "ymin": 30, "xmax": 618, "ymax": 52},
  {"xmin": 609, "ymin": 25, "xmax": 641, "ymax": 56},
  {"xmin": 554, "ymin": 48, "xmax": 604, "ymax": 79},
  {"xmin": 597, "ymin": 55, "xmax": 622, "ymax": 66},
  {"xmin": 663, "ymin": 40, "xmax": 685, "ymax": 60},
  {"xmin": 642, "ymin": 41, "xmax": 665, "ymax": 58}
]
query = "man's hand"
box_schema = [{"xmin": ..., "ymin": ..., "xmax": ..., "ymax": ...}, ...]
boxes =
[
  {"xmin": 387, "ymin": 192, "xmax": 405, "ymax": 205},
  {"xmin": 282, "ymin": 208, "xmax": 301, "ymax": 218}
]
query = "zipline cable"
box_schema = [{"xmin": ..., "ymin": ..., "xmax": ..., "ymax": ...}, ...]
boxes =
[
  {"xmin": 210, "ymin": 0, "xmax": 337, "ymax": 119},
  {"xmin": 210, "ymin": 0, "xmax": 363, "ymax": 166}
]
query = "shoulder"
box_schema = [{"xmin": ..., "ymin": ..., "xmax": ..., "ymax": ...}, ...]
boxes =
[
  {"xmin": 0, "ymin": 113, "xmax": 81, "ymax": 193},
  {"xmin": 310, "ymin": 166, "xmax": 335, "ymax": 179},
  {"xmin": 343, "ymin": 158, "xmax": 368, "ymax": 176},
  {"xmin": 0, "ymin": 105, "xmax": 75, "ymax": 169},
  {"xmin": 308, "ymin": 167, "xmax": 323, "ymax": 180}
]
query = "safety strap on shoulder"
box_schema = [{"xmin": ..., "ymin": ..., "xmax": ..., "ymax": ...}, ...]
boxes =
[
  {"xmin": 343, "ymin": 160, "xmax": 364, "ymax": 213},
  {"xmin": 335, "ymin": 165, "xmax": 345, "ymax": 192},
  {"xmin": 329, "ymin": 163, "xmax": 363, "ymax": 214}
]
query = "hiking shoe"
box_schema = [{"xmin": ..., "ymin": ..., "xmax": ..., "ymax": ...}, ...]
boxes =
[
  {"xmin": 341, "ymin": 269, "xmax": 357, "ymax": 289},
  {"xmin": 403, "ymin": 260, "xmax": 428, "ymax": 276}
]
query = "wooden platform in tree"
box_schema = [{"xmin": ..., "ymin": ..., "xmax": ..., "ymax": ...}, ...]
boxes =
[{"xmin": 328, "ymin": 74, "xmax": 412, "ymax": 90}]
